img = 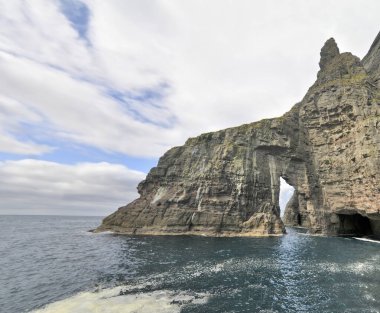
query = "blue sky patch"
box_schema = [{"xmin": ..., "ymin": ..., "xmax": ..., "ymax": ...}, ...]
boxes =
[
  {"xmin": 59, "ymin": 0, "xmax": 90, "ymax": 43},
  {"xmin": 106, "ymin": 84, "xmax": 177, "ymax": 128},
  {"xmin": 43, "ymin": 144, "xmax": 157, "ymax": 173},
  {"xmin": 0, "ymin": 144, "xmax": 157, "ymax": 174}
]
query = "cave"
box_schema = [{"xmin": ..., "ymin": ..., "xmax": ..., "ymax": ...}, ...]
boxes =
[
  {"xmin": 296, "ymin": 213, "xmax": 302, "ymax": 226},
  {"xmin": 337, "ymin": 214, "xmax": 373, "ymax": 237}
]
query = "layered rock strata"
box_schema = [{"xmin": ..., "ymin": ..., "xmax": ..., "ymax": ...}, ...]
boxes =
[{"xmin": 97, "ymin": 32, "xmax": 380, "ymax": 237}]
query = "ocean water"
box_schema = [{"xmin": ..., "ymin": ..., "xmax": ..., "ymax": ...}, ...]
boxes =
[{"xmin": 1, "ymin": 215, "xmax": 379, "ymax": 313}]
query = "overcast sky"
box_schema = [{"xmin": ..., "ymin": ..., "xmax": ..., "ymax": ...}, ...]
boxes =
[{"xmin": 0, "ymin": 0, "xmax": 378, "ymax": 216}]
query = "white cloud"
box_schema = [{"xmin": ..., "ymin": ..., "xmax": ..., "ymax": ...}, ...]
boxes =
[
  {"xmin": 0, "ymin": 135, "xmax": 52, "ymax": 155},
  {"xmin": 86, "ymin": 0, "xmax": 380, "ymax": 133},
  {"xmin": 0, "ymin": 0, "xmax": 379, "ymax": 159},
  {"xmin": 0, "ymin": 95, "xmax": 53, "ymax": 155},
  {"xmin": 0, "ymin": 51, "xmax": 181, "ymax": 157},
  {"xmin": 0, "ymin": 0, "xmax": 95, "ymax": 76},
  {"xmin": 0, "ymin": 159, "xmax": 145, "ymax": 216}
]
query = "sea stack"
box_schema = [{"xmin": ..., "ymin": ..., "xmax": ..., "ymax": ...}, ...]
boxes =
[{"xmin": 97, "ymin": 32, "xmax": 380, "ymax": 237}]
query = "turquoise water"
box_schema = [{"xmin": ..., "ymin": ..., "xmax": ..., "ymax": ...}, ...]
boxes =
[{"xmin": 0, "ymin": 215, "xmax": 379, "ymax": 313}]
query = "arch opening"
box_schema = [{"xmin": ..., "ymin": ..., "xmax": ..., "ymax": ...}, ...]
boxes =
[{"xmin": 279, "ymin": 177, "xmax": 295, "ymax": 218}]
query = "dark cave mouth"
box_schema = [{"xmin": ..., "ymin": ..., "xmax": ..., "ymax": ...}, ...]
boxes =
[
  {"xmin": 337, "ymin": 213, "xmax": 377, "ymax": 238},
  {"xmin": 296, "ymin": 213, "xmax": 302, "ymax": 226}
]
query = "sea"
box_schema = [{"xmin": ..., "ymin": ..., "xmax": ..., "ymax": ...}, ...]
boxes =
[{"xmin": 0, "ymin": 215, "xmax": 379, "ymax": 313}]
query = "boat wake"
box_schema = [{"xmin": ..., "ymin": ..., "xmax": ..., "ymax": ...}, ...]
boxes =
[{"xmin": 31, "ymin": 286, "xmax": 209, "ymax": 313}]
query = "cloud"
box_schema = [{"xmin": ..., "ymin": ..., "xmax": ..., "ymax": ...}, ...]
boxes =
[
  {"xmin": 0, "ymin": 136, "xmax": 52, "ymax": 155},
  {"xmin": 0, "ymin": 50, "xmax": 181, "ymax": 157},
  {"xmin": 0, "ymin": 95, "xmax": 54, "ymax": 155},
  {"xmin": 0, "ymin": 159, "xmax": 145, "ymax": 216},
  {"xmin": 86, "ymin": 0, "xmax": 380, "ymax": 132},
  {"xmin": 0, "ymin": 0, "xmax": 379, "ymax": 159}
]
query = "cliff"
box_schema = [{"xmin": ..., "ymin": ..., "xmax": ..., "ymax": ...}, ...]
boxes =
[{"xmin": 97, "ymin": 32, "xmax": 380, "ymax": 237}]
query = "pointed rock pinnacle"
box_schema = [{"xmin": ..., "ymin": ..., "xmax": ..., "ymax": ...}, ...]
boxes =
[{"xmin": 319, "ymin": 38, "xmax": 340, "ymax": 69}]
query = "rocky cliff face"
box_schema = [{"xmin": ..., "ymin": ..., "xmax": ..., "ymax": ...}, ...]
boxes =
[
  {"xmin": 363, "ymin": 31, "xmax": 380, "ymax": 87},
  {"xmin": 97, "ymin": 32, "xmax": 380, "ymax": 237},
  {"xmin": 283, "ymin": 36, "xmax": 380, "ymax": 237}
]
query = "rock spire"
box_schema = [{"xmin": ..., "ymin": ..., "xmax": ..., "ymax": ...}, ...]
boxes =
[{"xmin": 319, "ymin": 37, "xmax": 340, "ymax": 69}]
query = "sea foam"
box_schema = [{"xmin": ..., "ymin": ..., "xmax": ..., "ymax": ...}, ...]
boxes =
[{"xmin": 32, "ymin": 287, "xmax": 209, "ymax": 313}]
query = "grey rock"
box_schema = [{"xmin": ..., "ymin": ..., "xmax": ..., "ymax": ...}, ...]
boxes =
[
  {"xmin": 363, "ymin": 31, "xmax": 380, "ymax": 88},
  {"xmin": 319, "ymin": 38, "xmax": 340, "ymax": 70},
  {"xmin": 97, "ymin": 31, "xmax": 380, "ymax": 237}
]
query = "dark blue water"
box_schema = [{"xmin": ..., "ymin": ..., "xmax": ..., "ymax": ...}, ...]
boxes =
[{"xmin": 1, "ymin": 215, "xmax": 379, "ymax": 313}]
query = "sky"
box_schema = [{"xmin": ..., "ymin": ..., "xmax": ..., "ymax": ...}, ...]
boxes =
[{"xmin": 0, "ymin": 0, "xmax": 379, "ymax": 216}]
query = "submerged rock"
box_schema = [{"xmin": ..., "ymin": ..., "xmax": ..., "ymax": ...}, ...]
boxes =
[{"xmin": 97, "ymin": 32, "xmax": 380, "ymax": 237}]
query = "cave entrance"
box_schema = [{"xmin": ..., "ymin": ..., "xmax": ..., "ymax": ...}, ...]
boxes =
[
  {"xmin": 279, "ymin": 177, "xmax": 294, "ymax": 217},
  {"xmin": 337, "ymin": 213, "xmax": 373, "ymax": 237}
]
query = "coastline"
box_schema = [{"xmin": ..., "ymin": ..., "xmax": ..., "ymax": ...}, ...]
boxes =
[{"xmin": 92, "ymin": 227, "xmax": 285, "ymax": 238}]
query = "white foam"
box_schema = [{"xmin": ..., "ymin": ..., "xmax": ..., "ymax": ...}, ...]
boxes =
[
  {"xmin": 31, "ymin": 287, "xmax": 209, "ymax": 313},
  {"xmin": 346, "ymin": 260, "xmax": 378, "ymax": 275},
  {"xmin": 353, "ymin": 237, "xmax": 380, "ymax": 244},
  {"xmin": 318, "ymin": 260, "xmax": 377, "ymax": 275}
]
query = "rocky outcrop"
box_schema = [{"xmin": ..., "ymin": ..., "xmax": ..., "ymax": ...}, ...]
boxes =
[
  {"xmin": 97, "ymin": 32, "xmax": 380, "ymax": 237},
  {"xmin": 319, "ymin": 38, "xmax": 340, "ymax": 70}
]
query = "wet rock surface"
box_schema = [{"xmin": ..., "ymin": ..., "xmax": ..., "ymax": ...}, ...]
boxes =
[{"xmin": 97, "ymin": 33, "xmax": 380, "ymax": 237}]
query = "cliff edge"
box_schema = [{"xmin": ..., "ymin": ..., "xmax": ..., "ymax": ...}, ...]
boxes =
[{"xmin": 97, "ymin": 32, "xmax": 380, "ymax": 237}]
